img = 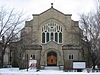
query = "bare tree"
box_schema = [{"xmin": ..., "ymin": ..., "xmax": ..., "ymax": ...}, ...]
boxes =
[
  {"xmin": 9, "ymin": 39, "xmax": 26, "ymax": 68},
  {"xmin": 0, "ymin": 6, "xmax": 26, "ymax": 67},
  {"xmin": 80, "ymin": 0, "xmax": 100, "ymax": 69}
]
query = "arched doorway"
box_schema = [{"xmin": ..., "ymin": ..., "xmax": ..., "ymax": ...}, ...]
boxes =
[{"xmin": 47, "ymin": 51, "xmax": 57, "ymax": 66}]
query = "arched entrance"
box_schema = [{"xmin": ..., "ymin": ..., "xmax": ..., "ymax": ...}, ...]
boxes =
[{"xmin": 47, "ymin": 51, "xmax": 57, "ymax": 66}]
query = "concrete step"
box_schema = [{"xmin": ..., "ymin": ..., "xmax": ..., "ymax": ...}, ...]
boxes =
[{"xmin": 44, "ymin": 66, "xmax": 59, "ymax": 70}]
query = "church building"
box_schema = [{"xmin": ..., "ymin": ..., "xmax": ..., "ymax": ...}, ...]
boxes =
[{"xmin": 21, "ymin": 3, "xmax": 88, "ymax": 69}]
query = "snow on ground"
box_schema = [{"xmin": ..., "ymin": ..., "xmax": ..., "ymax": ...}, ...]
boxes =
[{"xmin": 0, "ymin": 68, "xmax": 100, "ymax": 75}]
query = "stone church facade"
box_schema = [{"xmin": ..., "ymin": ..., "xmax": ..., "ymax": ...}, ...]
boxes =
[{"xmin": 21, "ymin": 5, "xmax": 88, "ymax": 69}]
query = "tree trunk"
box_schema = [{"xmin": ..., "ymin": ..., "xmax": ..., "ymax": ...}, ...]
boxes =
[
  {"xmin": 1, "ymin": 51, "xmax": 4, "ymax": 67},
  {"xmin": 92, "ymin": 57, "xmax": 96, "ymax": 69},
  {"xmin": 93, "ymin": 64, "xmax": 95, "ymax": 69},
  {"xmin": 1, "ymin": 44, "xmax": 7, "ymax": 67}
]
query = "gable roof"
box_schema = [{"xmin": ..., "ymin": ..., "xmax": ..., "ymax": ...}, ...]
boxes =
[{"xmin": 32, "ymin": 7, "xmax": 72, "ymax": 16}]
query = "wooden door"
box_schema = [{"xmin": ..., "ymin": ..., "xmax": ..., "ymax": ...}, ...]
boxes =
[{"xmin": 47, "ymin": 52, "xmax": 57, "ymax": 66}]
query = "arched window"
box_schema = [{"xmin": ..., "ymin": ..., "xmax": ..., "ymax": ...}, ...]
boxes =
[
  {"xmin": 59, "ymin": 33, "xmax": 62, "ymax": 43},
  {"xmin": 51, "ymin": 33, "xmax": 53, "ymax": 41},
  {"xmin": 69, "ymin": 54, "xmax": 74, "ymax": 60},
  {"xmin": 47, "ymin": 32, "xmax": 49, "ymax": 42},
  {"xmin": 30, "ymin": 55, "xmax": 35, "ymax": 59},
  {"xmin": 55, "ymin": 33, "xmax": 58, "ymax": 42},
  {"xmin": 42, "ymin": 23, "xmax": 62, "ymax": 44},
  {"xmin": 42, "ymin": 33, "xmax": 45, "ymax": 43},
  {"xmin": 32, "ymin": 55, "xmax": 35, "ymax": 59}
]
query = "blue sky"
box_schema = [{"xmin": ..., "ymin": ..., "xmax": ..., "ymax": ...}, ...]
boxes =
[{"xmin": 0, "ymin": 0, "xmax": 96, "ymax": 21}]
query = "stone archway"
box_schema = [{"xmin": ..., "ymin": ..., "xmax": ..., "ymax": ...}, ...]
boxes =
[
  {"xmin": 40, "ymin": 48, "xmax": 64, "ymax": 66},
  {"xmin": 47, "ymin": 51, "xmax": 57, "ymax": 66}
]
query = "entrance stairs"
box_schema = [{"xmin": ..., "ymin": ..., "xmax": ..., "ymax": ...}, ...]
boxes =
[{"xmin": 44, "ymin": 66, "xmax": 59, "ymax": 70}]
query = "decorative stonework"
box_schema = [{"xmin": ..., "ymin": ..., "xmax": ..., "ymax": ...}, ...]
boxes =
[
  {"xmin": 62, "ymin": 45, "xmax": 81, "ymax": 50},
  {"xmin": 24, "ymin": 45, "xmax": 42, "ymax": 50}
]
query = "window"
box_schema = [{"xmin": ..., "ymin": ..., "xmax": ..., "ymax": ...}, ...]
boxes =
[
  {"xmin": 30, "ymin": 55, "xmax": 35, "ymax": 59},
  {"xmin": 51, "ymin": 33, "xmax": 53, "ymax": 40},
  {"xmin": 59, "ymin": 33, "xmax": 62, "ymax": 43},
  {"xmin": 47, "ymin": 33, "xmax": 49, "ymax": 42},
  {"xmin": 55, "ymin": 33, "xmax": 58, "ymax": 42},
  {"xmin": 42, "ymin": 23, "xmax": 62, "ymax": 44},
  {"xmin": 69, "ymin": 55, "xmax": 71, "ymax": 59},
  {"xmin": 32, "ymin": 55, "xmax": 35, "ymax": 59},
  {"xmin": 42, "ymin": 33, "xmax": 45, "ymax": 43},
  {"xmin": 69, "ymin": 54, "xmax": 73, "ymax": 60}
]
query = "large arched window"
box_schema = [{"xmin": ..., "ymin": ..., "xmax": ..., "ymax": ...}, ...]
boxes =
[{"xmin": 42, "ymin": 23, "xmax": 62, "ymax": 44}]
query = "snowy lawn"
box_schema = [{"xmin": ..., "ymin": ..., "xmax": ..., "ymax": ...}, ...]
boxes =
[{"xmin": 0, "ymin": 68, "xmax": 100, "ymax": 75}]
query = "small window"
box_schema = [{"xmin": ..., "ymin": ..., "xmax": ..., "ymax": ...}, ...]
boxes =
[
  {"xmin": 51, "ymin": 27, "xmax": 53, "ymax": 28},
  {"xmin": 44, "ymin": 26, "xmax": 46, "ymax": 30},
  {"xmin": 42, "ymin": 27, "xmax": 43, "ymax": 31},
  {"xmin": 57, "ymin": 26, "xmax": 58, "ymax": 30},
  {"xmin": 30, "ymin": 55, "xmax": 32, "ymax": 59},
  {"xmin": 69, "ymin": 55, "xmax": 71, "ymax": 59},
  {"xmin": 59, "ymin": 26, "xmax": 60, "ymax": 30},
  {"xmin": 32, "ymin": 55, "xmax": 35, "ymax": 59},
  {"xmin": 31, "ymin": 55, "xmax": 32, "ymax": 57},
  {"xmin": 69, "ymin": 54, "xmax": 73, "ymax": 60},
  {"xmin": 61, "ymin": 27, "xmax": 62, "ymax": 32},
  {"xmin": 30, "ymin": 55, "xmax": 35, "ymax": 59}
]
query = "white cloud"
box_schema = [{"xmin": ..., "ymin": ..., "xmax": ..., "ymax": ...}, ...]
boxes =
[{"xmin": 0, "ymin": 0, "xmax": 96, "ymax": 20}]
